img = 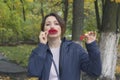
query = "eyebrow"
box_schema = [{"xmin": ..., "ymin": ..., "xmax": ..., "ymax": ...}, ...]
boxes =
[{"xmin": 45, "ymin": 20, "xmax": 58, "ymax": 23}]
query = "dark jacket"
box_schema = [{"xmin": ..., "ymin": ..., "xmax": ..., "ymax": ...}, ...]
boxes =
[{"xmin": 28, "ymin": 38, "xmax": 102, "ymax": 80}]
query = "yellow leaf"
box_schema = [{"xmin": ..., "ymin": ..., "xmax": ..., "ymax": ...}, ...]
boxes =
[
  {"xmin": 26, "ymin": 0, "xmax": 33, "ymax": 2},
  {"xmin": 68, "ymin": 0, "xmax": 73, "ymax": 3},
  {"xmin": 111, "ymin": 0, "xmax": 114, "ymax": 2},
  {"xmin": 115, "ymin": 0, "xmax": 120, "ymax": 3},
  {"xmin": 116, "ymin": 66, "xmax": 120, "ymax": 74},
  {"xmin": 84, "ymin": 0, "xmax": 95, "ymax": 2},
  {"xmin": 27, "ymin": 77, "xmax": 39, "ymax": 80},
  {"xmin": 111, "ymin": 0, "xmax": 120, "ymax": 3}
]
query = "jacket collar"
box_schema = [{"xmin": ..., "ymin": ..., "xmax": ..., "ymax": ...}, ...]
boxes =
[
  {"xmin": 61, "ymin": 37, "xmax": 72, "ymax": 48},
  {"xmin": 46, "ymin": 37, "xmax": 72, "ymax": 51}
]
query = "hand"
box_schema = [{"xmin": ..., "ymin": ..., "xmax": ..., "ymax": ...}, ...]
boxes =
[
  {"xmin": 84, "ymin": 31, "xmax": 96, "ymax": 44},
  {"xmin": 39, "ymin": 31, "xmax": 48, "ymax": 44}
]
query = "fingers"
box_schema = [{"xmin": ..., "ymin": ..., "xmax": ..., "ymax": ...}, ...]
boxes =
[
  {"xmin": 85, "ymin": 31, "xmax": 96, "ymax": 37},
  {"xmin": 40, "ymin": 31, "xmax": 48, "ymax": 38},
  {"xmin": 39, "ymin": 31, "xmax": 48, "ymax": 44},
  {"xmin": 45, "ymin": 31, "xmax": 48, "ymax": 38},
  {"xmin": 84, "ymin": 31, "xmax": 97, "ymax": 43}
]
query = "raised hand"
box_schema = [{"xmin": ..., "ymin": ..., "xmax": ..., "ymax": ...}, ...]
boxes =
[
  {"xmin": 80, "ymin": 31, "xmax": 97, "ymax": 44},
  {"xmin": 39, "ymin": 31, "xmax": 48, "ymax": 44},
  {"xmin": 85, "ymin": 31, "xmax": 96, "ymax": 44}
]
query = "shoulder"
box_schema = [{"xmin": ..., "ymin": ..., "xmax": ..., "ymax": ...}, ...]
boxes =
[
  {"xmin": 30, "ymin": 43, "xmax": 48, "ymax": 58},
  {"xmin": 62, "ymin": 38, "xmax": 86, "ymax": 57},
  {"xmin": 62, "ymin": 38, "xmax": 83, "ymax": 49}
]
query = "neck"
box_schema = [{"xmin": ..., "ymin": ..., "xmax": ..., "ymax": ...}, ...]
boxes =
[{"xmin": 48, "ymin": 37, "xmax": 61, "ymax": 48}]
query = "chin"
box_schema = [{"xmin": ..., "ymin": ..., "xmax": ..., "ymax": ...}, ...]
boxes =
[{"xmin": 48, "ymin": 35, "xmax": 60, "ymax": 38}]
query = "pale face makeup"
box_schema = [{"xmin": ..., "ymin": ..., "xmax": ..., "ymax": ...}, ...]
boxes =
[{"xmin": 44, "ymin": 16, "xmax": 61, "ymax": 39}]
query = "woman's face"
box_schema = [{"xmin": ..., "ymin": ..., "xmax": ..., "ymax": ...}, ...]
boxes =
[{"xmin": 44, "ymin": 16, "xmax": 61, "ymax": 38}]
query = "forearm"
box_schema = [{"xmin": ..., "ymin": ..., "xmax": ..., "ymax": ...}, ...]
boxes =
[
  {"xmin": 81, "ymin": 41, "xmax": 102, "ymax": 76},
  {"xmin": 86, "ymin": 41, "xmax": 102, "ymax": 76},
  {"xmin": 28, "ymin": 43, "xmax": 48, "ymax": 77}
]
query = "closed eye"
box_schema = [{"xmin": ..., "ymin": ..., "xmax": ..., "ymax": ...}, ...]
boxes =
[
  {"xmin": 55, "ymin": 23, "xmax": 59, "ymax": 25},
  {"xmin": 45, "ymin": 23, "xmax": 50, "ymax": 26}
]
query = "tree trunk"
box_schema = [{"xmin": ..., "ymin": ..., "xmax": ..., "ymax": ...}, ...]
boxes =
[
  {"xmin": 40, "ymin": 1, "xmax": 44, "ymax": 21},
  {"xmin": 94, "ymin": 0, "xmax": 101, "ymax": 31},
  {"xmin": 72, "ymin": 0, "xmax": 84, "ymax": 42},
  {"xmin": 20, "ymin": 0, "xmax": 26, "ymax": 21},
  {"xmin": 116, "ymin": 4, "xmax": 120, "ymax": 33},
  {"xmin": 63, "ymin": 0, "xmax": 68, "ymax": 25},
  {"xmin": 99, "ymin": 0, "xmax": 120, "ymax": 80},
  {"xmin": 100, "ymin": 0, "xmax": 118, "ymax": 32},
  {"xmin": 99, "ymin": 32, "xmax": 119, "ymax": 80}
]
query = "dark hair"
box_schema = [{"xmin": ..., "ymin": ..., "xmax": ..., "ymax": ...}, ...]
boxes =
[{"xmin": 41, "ymin": 13, "xmax": 66, "ymax": 37}]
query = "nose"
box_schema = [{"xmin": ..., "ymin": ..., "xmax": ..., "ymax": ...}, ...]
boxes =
[{"xmin": 50, "ymin": 23, "xmax": 55, "ymax": 28}]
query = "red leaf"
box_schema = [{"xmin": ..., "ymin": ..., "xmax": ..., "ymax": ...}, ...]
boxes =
[{"xmin": 80, "ymin": 35, "xmax": 86, "ymax": 41}]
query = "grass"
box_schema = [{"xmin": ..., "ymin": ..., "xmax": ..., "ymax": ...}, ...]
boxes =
[{"xmin": 0, "ymin": 44, "xmax": 36, "ymax": 67}]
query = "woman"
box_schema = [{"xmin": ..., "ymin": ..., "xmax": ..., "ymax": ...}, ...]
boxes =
[{"xmin": 28, "ymin": 13, "xmax": 102, "ymax": 80}]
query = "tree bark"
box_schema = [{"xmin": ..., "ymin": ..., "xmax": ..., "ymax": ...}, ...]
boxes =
[
  {"xmin": 99, "ymin": 0, "xmax": 120, "ymax": 80},
  {"xmin": 116, "ymin": 4, "xmax": 120, "ymax": 33},
  {"xmin": 101, "ymin": 0, "xmax": 118, "ymax": 32},
  {"xmin": 20, "ymin": 0, "xmax": 26, "ymax": 21},
  {"xmin": 40, "ymin": 1, "xmax": 44, "ymax": 21},
  {"xmin": 94, "ymin": 0, "xmax": 101, "ymax": 31},
  {"xmin": 63, "ymin": 0, "xmax": 69, "ymax": 25},
  {"xmin": 99, "ymin": 32, "xmax": 119, "ymax": 80},
  {"xmin": 72, "ymin": 0, "xmax": 84, "ymax": 42}
]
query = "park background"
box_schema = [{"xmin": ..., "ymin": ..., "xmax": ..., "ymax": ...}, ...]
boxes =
[{"xmin": 0, "ymin": 0, "xmax": 120, "ymax": 80}]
